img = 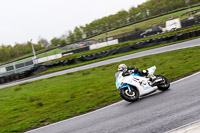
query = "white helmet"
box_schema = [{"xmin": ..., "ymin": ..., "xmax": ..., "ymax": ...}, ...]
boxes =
[{"xmin": 118, "ymin": 64, "xmax": 127, "ymax": 72}]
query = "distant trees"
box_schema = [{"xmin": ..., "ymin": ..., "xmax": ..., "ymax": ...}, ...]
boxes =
[
  {"xmin": 59, "ymin": 40, "xmax": 67, "ymax": 47},
  {"xmin": 73, "ymin": 26, "xmax": 83, "ymax": 41},
  {"xmin": 58, "ymin": 0, "xmax": 200, "ymax": 45},
  {"xmin": 51, "ymin": 37, "xmax": 61, "ymax": 46},
  {"xmin": 0, "ymin": 45, "xmax": 11, "ymax": 62},
  {"xmin": 0, "ymin": 42, "xmax": 43, "ymax": 62},
  {"xmin": 66, "ymin": 30, "xmax": 75, "ymax": 44}
]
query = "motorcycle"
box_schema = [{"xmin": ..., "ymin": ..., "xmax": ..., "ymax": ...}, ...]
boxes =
[{"xmin": 115, "ymin": 66, "xmax": 170, "ymax": 102}]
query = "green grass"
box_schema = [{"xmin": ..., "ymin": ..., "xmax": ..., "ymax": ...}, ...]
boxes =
[
  {"xmin": 1, "ymin": 46, "xmax": 200, "ymax": 133},
  {"xmin": 37, "ymin": 48, "xmax": 69, "ymax": 58}
]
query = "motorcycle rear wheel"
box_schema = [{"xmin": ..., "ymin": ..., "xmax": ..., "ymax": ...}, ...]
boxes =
[
  {"xmin": 156, "ymin": 75, "xmax": 170, "ymax": 91},
  {"xmin": 120, "ymin": 86, "xmax": 139, "ymax": 102}
]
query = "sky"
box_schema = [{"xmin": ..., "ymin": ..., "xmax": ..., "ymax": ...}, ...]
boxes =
[{"xmin": 0, "ymin": 0, "xmax": 147, "ymax": 46}]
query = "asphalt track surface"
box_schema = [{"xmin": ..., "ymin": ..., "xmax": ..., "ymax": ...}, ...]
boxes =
[
  {"xmin": 1, "ymin": 38, "xmax": 200, "ymax": 89},
  {"xmin": 26, "ymin": 72, "xmax": 200, "ymax": 133}
]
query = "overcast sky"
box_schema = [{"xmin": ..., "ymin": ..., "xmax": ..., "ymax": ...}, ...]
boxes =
[{"xmin": 0, "ymin": 0, "xmax": 147, "ymax": 46}]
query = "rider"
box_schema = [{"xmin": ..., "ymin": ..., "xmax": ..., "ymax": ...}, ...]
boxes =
[{"xmin": 118, "ymin": 64, "xmax": 148, "ymax": 77}]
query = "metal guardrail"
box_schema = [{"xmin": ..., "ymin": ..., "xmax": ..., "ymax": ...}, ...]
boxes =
[
  {"xmin": 0, "ymin": 53, "xmax": 62, "ymax": 78},
  {"xmin": 0, "ymin": 58, "xmax": 36, "ymax": 77}
]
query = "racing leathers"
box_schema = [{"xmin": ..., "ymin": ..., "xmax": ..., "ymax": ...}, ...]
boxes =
[{"xmin": 122, "ymin": 67, "xmax": 148, "ymax": 77}]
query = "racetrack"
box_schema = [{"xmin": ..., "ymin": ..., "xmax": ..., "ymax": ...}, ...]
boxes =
[
  {"xmin": 26, "ymin": 71, "xmax": 200, "ymax": 133},
  {"xmin": 1, "ymin": 38, "xmax": 200, "ymax": 89}
]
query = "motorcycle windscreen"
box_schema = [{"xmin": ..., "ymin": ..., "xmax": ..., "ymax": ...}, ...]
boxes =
[{"xmin": 147, "ymin": 66, "xmax": 156, "ymax": 75}]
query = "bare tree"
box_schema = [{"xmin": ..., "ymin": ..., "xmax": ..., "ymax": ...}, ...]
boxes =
[{"xmin": 38, "ymin": 37, "xmax": 49, "ymax": 48}]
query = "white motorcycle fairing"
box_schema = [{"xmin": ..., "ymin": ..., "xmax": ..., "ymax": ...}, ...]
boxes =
[{"xmin": 115, "ymin": 66, "xmax": 158, "ymax": 97}]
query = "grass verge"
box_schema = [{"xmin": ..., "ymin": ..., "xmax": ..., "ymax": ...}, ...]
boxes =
[{"xmin": 0, "ymin": 46, "xmax": 200, "ymax": 133}]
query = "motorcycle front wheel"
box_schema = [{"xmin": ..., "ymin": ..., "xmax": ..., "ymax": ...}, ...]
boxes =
[{"xmin": 120, "ymin": 86, "xmax": 139, "ymax": 102}]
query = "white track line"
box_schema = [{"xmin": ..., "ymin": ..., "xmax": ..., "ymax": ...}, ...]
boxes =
[
  {"xmin": 165, "ymin": 119, "xmax": 200, "ymax": 133},
  {"xmin": 171, "ymin": 71, "xmax": 200, "ymax": 85}
]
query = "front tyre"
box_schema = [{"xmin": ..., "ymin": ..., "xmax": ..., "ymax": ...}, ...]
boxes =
[
  {"xmin": 156, "ymin": 75, "xmax": 170, "ymax": 91},
  {"xmin": 120, "ymin": 86, "xmax": 139, "ymax": 102}
]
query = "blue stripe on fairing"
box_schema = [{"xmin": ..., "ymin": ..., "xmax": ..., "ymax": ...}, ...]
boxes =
[
  {"xmin": 121, "ymin": 84, "xmax": 130, "ymax": 88},
  {"xmin": 116, "ymin": 80, "xmax": 130, "ymax": 89}
]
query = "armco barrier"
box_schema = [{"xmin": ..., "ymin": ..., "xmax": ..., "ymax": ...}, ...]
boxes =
[
  {"xmin": 0, "ymin": 67, "xmax": 6, "ymax": 74},
  {"xmin": 89, "ymin": 39, "xmax": 119, "ymax": 50},
  {"xmin": 0, "ymin": 77, "xmax": 5, "ymax": 84},
  {"xmin": 36, "ymin": 54, "xmax": 62, "ymax": 64},
  {"xmin": 0, "ymin": 65, "xmax": 39, "ymax": 84},
  {"xmin": 61, "ymin": 46, "xmax": 90, "ymax": 56}
]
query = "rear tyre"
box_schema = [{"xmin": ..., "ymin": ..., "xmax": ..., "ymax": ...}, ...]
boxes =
[
  {"xmin": 120, "ymin": 86, "xmax": 139, "ymax": 102},
  {"xmin": 156, "ymin": 75, "xmax": 170, "ymax": 91}
]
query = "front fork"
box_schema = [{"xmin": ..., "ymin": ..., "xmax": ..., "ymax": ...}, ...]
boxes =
[
  {"xmin": 128, "ymin": 86, "xmax": 132, "ymax": 93},
  {"xmin": 119, "ymin": 84, "xmax": 132, "ymax": 93}
]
